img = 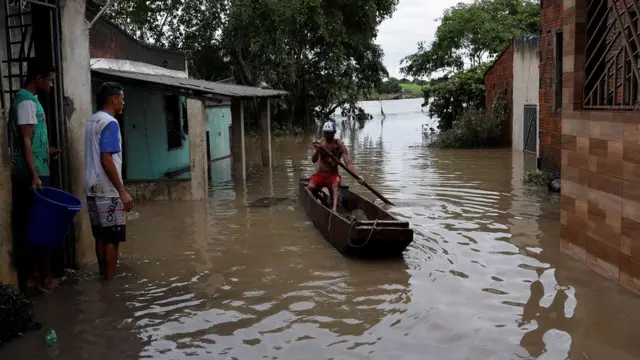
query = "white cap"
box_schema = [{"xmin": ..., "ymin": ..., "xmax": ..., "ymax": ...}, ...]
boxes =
[{"xmin": 322, "ymin": 121, "xmax": 337, "ymax": 133}]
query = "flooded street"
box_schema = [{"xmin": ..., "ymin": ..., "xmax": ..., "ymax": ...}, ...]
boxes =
[{"xmin": 4, "ymin": 98, "xmax": 640, "ymax": 360}]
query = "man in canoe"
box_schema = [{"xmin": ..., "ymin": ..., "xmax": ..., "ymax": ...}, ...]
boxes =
[{"xmin": 308, "ymin": 121, "xmax": 363, "ymax": 212}]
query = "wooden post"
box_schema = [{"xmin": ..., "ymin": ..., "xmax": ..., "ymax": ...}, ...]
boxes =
[
  {"xmin": 259, "ymin": 98, "xmax": 272, "ymax": 166},
  {"xmin": 231, "ymin": 99, "xmax": 246, "ymax": 183}
]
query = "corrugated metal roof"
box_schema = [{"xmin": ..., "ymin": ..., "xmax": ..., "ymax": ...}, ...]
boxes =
[
  {"xmin": 91, "ymin": 68, "xmax": 288, "ymax": 98},
  {"xmin": 90, "ymin": 58, "xmax": 189, "ymax": 79}
]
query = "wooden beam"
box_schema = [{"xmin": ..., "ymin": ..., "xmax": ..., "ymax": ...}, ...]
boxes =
[
  {"xmin": 231, "ymin": 99, "xmax": 246, "ymax": 183},
  {"xmin": 259, "ymin": 98, "xmax": 272, "ymax": 166}
]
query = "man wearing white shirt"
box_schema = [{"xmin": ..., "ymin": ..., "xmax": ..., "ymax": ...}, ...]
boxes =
[{"xmin": 84, "ymin": 82, "xmax": 133, "ymax": 281}]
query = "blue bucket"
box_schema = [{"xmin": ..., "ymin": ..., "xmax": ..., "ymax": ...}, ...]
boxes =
[{"xmin": 27, "ymin": 186, "xmax": 83, "ymax": 248}]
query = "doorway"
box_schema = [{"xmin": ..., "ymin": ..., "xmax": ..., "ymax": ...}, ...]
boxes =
[
  {"xmin": 1, "ymin": 0, "xmax": 75, "ymax": 280},
  {"xmin": 523, "ymin": 105, "xmax": 538, "ymax": 155}
]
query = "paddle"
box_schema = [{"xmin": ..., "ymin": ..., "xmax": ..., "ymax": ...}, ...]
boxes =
[{"xmin": 315, "ymin": 145, "xmax": 395, "ymax": 206}]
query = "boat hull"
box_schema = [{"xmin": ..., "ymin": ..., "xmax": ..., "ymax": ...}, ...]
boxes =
[{"xmin": 299, "ymin": 179, "xmax": 414, "ymax": 257}]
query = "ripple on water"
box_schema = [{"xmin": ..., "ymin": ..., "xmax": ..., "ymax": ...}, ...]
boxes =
[{"xmin": 3, "ymin": 99, "xmax": 640, "ymax": 360}]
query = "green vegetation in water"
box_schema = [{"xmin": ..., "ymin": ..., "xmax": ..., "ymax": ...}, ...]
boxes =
[
  {"xmin": 363, "ymin": 78, "xmax": 425, "ymax": 101},
  {"xmin": 428, "ymin": 90, "xmax": 507, "ymax": 149},
  {"xmin": 522, "ymin": 170, "xmax": 553, "ymax": 187}
]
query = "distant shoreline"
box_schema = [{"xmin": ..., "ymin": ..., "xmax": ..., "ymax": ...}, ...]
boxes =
[{"xmin": 359, "ymin": 83, "xmax": 424, "ymax": 101}]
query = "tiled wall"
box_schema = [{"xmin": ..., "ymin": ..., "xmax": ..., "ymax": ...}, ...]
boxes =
[{"xmin": 561, "ymin": 0, "xmax": 640, "ymax": 295}]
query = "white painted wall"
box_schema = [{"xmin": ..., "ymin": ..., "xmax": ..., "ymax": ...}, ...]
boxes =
[{"xmin": 512, "ymin": 36, "xmax": 540, "ymax": 154}]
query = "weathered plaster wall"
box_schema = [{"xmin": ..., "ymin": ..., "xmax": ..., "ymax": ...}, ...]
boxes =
[
  {"xmin": 87, "ymin": 11, "xmax": 186, "ymax": 71},
  {"xmin": 186, "ymin": 99, "xmax": 208, "ymax": 201},
  {"xmin": 0, "ymin": 5, "xmax": 16, "ymax": 285},
  {"xmin": 125, "ymin": 180, "xmax": 194, "ymax": 201},
  {"xmin": 512, "ymin": 36, "xmax": 540, "ymax": 153},
  {"xmin": 60, "ymin": 0, "xmax": 93, "ymax": 268}
]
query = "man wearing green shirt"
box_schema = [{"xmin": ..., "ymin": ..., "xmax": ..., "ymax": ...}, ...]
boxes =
[{"xmin": 9, "ymin": 59, "xmax": 59, "ymax": 293}]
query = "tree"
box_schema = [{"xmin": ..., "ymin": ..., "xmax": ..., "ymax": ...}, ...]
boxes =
[
  {"xmin": 103, "ymin": 0, "xmax": 232, "ymax": 81},
  {"xmin": 221, "ymin": 0, "xmax": 398, "ymax": 123},
  {"xmin": 401, "ymin": 0, "xmax": 539, "ymax": 130},
  {"xmin": 402, "ymin": 0, "xmax": 539, "ymax": 78},
  {"xmin": 105, "ymin": 0, "xmax": 397, "ymax": 126},
  {"xmin": 378, "ymin": 77, "xmax": 402, "ymax": 94},
  {"xmin": 421, "ymin": 64, "xmax": 488, "ymax": 130}
]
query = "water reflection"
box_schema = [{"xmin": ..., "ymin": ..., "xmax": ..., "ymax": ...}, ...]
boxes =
[{"xmin": 3, "ymin": 99, "xmax": 640, "ymax": 359}]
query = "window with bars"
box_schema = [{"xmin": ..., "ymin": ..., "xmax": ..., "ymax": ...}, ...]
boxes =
[
  {"xmin": 584, "ymin": 0, "xmax": 640, "ymax": 109},
  {"xmin": 554, "ymin": 30, "xmax": 563, "ymax": 111}
]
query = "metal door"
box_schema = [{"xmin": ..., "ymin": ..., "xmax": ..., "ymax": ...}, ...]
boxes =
[{"xmin": 523, "ymin": 105, "xmax": 537, "ymax": 154}]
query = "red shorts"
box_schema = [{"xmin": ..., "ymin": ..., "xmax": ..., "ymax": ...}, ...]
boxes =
[{"xmin": 309, "ymin": 171, "xmax": 341, "ymax": 189}]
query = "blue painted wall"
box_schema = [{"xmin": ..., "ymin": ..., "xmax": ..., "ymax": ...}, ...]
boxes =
[
  {"xmin": 206, "ymin": 106, "xmax": 232, "ymax": 184},
  {"xmin": 91, "ymin": 80, "xmax": 191, "ymax": 180}
]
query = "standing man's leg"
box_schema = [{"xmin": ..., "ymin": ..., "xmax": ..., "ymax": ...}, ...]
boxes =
[
  {"xmin": 11, "ymin": 176, "xmax": 38, "ymax": 290},
  {"xmin": 89, "ymin": 197, "xmax": 126, "ymax": 280},
  {"xmin": 87, "ymin": 197, "xmax": 106, "ymax": 276},
  {"xmin": 38, "ymin": 176, "xmax": 57, "ymax": 292}
]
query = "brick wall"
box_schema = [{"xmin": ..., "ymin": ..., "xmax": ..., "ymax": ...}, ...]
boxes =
[
  {"xmin": 484, "ymin": 44, "xmax": 514, "ymax": 145},
  {"xmin": 561, "ymin": 0, "xmax": 640, "ymax": 295},
  {"xmin": 539, "ymin": 0, "xmax": 563, "ymax": 171}
]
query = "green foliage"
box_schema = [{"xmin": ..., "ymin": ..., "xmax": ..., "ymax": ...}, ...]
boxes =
[
  {"xmin": 378, "ymin": 77, "xmax": 402, "ymax": 94},
  {"xmin": 104, "ymin": 0, "xmax": 398, "ymax": 129},
  {"xmin": 104, "ymin": 0, "xmax": 232, "ymax": 80},
  {"xmin": 422, "ymin": 64, "xmax": 487, "ymax": 131},
  {"xmin": 523, "ymin": 170, "xmax": 553, "ymax": 187},
  {"xmin": 402, "ymin": 0, "xmax": 539, "ymax": 131},
  {"xmin": 402, "ymin": 0, "xmax": 540, "ymax": 78},
  {"xmin": 430, "ymin": 89, "xmax": 507, "ymax": 148},
  {"xmin": 221, "ymin": 0, "xmax": 397, "ymax": 123}
]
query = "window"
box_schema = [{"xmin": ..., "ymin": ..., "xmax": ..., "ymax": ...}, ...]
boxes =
[
  {"xmin": 165, "ymin": 94, "xmax": 182, "ymax": 150},
  {"xmin": 553, "ymin": 30, "xmax": 562, "ymax": 111},
  {"xmin": 554, "ymin": 30, "xmax": 563, "ymax": 111},
  {"xmin": 182, "ymin": 101, "xmax": 189, "ymax": 135}
]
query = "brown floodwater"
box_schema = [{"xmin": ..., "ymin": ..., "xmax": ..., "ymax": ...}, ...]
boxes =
[{"xmin": 3, "ymin": 98, "xmax": 640, "ymax": 360}]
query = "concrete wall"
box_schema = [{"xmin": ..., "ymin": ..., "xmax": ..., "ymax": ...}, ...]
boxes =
[
  {"xmin": 561, "ymin": 0, "xmax": 640, "ymax": 295},
  {"xmin": 90, "ymin": 81, "xmax": 191, "ymax": 180},
  {"xmin": 87, "ymin": 11, "xmax": 186, "ymax": 71},
  {"xmin": 484, "ymin": 43, "xmax": 514, "ymax": 145},
  {"xmin": 186, "ymin": 99, "xmax": 207, "ymax": 201},
  {"xmin": 512, "ymin": 36, "xmax": 540, "ymax": 153},
  {"xmin": 0, "ymin": 5, "xmax": 16, "ymax": 285},
  {"xmin": 61, "ymin": 0, "xmax": 94, "ymax": 268},
  {"xmin": 539, "ymin": 0, "xmax": 563, "ymax": 171}
]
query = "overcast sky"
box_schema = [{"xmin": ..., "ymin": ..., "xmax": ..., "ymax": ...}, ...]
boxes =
[{"xmin": 376, "ymin": 0, "xmax": 464, "ymax": 79}]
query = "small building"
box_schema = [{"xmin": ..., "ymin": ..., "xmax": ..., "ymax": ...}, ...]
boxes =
[
  {"xmin": 0, "ymin": 0, "xmax": 285, "ymax": 286},
  {"xmin": 88, "ymin": 15, "xmax": 285, "ymax": 201},
  {"xmin": 484, "ymin": 35, "xmax": 540, "ymax": 156}
]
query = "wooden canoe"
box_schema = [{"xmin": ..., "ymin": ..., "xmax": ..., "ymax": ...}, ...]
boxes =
[{"xmin": 299, "ymin": 178, "xmax": 414, "ymax": 257}]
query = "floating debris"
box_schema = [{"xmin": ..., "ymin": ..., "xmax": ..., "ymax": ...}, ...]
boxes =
[{"xmin": 247, "ymin": 197, "xmax": 290, "ymax": 208}]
